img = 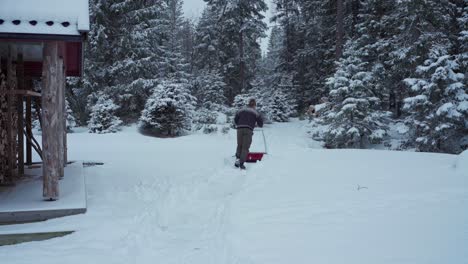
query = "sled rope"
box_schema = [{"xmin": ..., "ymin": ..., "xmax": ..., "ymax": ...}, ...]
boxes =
[{"xmin": 257, "ymin": 129, "xmax": 268, "ymax": 154}]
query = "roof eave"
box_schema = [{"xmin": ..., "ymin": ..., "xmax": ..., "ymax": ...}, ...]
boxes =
[{"xmin": 0, "ymin": 32, "xmax": 87, "ymax": 42}]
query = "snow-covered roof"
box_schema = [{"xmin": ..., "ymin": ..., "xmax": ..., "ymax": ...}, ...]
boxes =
[{"xmin": 0, "ymin": 0, "xmax": 90, "ymax": 36}]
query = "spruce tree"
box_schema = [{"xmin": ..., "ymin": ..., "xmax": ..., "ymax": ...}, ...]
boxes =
[
  {"xmin": 203, "ymin": 0, "xmax": 268, "ymax": 103},
  {"xmin": 88, "ymin": 93, "xmax": 123, "ymax": 134},
  {"xmin": 193, "ymin": 70, "xmax": 227, "ymax": 110},
  {"xmin": 402, "ymin": 0, "xmax": 468, "ymax": 153},
  {"xmin": 139, "ymin": 81, "xmax": 196, "ymax": 137}
]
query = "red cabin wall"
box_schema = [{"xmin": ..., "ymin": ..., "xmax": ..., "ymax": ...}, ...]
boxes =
[{"xmin": 21, "ymin": 42, "xmax": 82, "ymax": 78}]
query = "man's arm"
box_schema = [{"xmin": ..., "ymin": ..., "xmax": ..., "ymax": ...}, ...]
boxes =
[
  {"xmin": 257, "ymin": 113, "xmax": 264, "ymax": 128},
  {"xmin": 234, "ymin": 111, "xmax": 240, "ymax": 126}
]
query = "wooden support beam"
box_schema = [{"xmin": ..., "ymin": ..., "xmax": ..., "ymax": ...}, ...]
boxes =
[
  {"xmin": 0, "ymin": 90, "xmax": 41, "ymax": 97},
  {"xmin": 17, "ymin": 53, "xmax": 25, "ymax": 176},
  {"xmin": 34, "ymin": 97, "xmax": 42, "ymax": 130},
  {"xmin": 42, "ymin": 41, "xmax": 61, "ymax": 200},
  {"xmin": 26, "ymin": 79, "xmax": 32, "ymax": 165},
  {"xmin": 24, "ymin": 126, "xmax": 42, "ymax": 160}
]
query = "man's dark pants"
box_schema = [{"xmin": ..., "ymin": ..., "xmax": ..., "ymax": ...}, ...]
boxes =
[{"xmin": 236, "ymin": 128, "xmax": 253, "ymax": 164}]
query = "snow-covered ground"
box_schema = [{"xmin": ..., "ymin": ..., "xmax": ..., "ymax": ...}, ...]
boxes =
[{"xmin": 0, "ymin": 120, "xmax": 467, "ymax": 264}]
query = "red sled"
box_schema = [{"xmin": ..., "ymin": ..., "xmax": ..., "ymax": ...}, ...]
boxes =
[
  {"xmin": 246, "ymin": 152, "xmax": 266, "ymax": 163},
  {"xmin": 246, "ymin": 130, "xmax": 268, "ymax": 163}
]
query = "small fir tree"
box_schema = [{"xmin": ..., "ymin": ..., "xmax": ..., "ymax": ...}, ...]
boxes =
[
  {"xmin": 88, "ymin": 93, "xmax": 123, "ymax": 134},
  {"xmin": 139, "ymin": 81, "xmax": 196, "ymax": 137}
]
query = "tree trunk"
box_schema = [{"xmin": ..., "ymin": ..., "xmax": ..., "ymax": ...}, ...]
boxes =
[
  {"xmin": 336, "ymin": 0, "xmax": 345, "ymax": 59},
  {"xmin": 42, "ymin": 41, "xmax": 62, "ymax": 200},
  {"xmin": 7, "ymin": 45, "xmax": 18, "ymax": 182},
  {"xmin": 17, "ymin": 53, "xmax": 25, "ymax": 176},
  {"xmin": 26, "ymin": 77, "xmax": 32, "ymax": 165},
  {"xmin": 239, "ymin": 31, "xmax": 245, "ymax": 94},
  {"xmin": 0, "ymin": 55, "xmax": 7, "ymax": 183}
]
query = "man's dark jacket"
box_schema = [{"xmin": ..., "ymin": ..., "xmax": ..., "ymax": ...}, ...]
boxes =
[{"xmin": 234, "ymin": 107, "xmax": 264, "ymax": 130}]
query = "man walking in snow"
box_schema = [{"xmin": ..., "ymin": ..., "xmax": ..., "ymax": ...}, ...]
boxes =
[{"xmin": 234, "ymin": 99, "xmax": 264, "ymax": 170}]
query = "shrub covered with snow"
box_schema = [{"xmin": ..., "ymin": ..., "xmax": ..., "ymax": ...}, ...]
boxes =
[
  {"xmin": 88, "ymin": 93, "xmax": 122, "ymax": 134},
  {"xmin": 139, "ymin": 81, "xmax": 196, "ymax": 137},
  {"xmin": 193, "ymin": 108, "xmax": 218, "ymax": 133}
]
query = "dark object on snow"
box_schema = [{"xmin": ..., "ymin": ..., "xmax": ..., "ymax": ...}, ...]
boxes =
[
  {"xmin": 234, "ymin": 100, "xmax": 266, "ymax": 167},
  {"xmin": 83, "ymin": 162, "xmax": 104, "ymax": 167}
]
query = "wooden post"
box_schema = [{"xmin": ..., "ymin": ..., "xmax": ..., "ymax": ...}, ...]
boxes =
[
  {"xmin": 62, "ymin": 65, "xmax": 68, "ymax": 166},
  {"xmin": 58, "ymin": 44, "xmax": 67, "ymax": 167},
  {"xmin": 57, "ymin": 57, "xmax": 65, "ymax": 178},
  {"xmin": 17, "ymin": 53, "xmax": 25, "ymax": 176},
  {"xmin": 0, "ymin": 55, "xmax": 7, "ymax": 183},
  {"xmin": 26, "ymin": 78, "xmax": 33, "ymax": 165},
  {"xmin": 42, "ymin": 42, "xmax": 61, "ymax": 200},
  {"xmin": 7, "ymin": 44, "xmax": 17, "ymax": 181}
]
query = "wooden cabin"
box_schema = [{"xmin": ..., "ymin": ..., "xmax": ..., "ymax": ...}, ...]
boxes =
[{"xmin": 0, "ymin": 0, "xmax": 90, "ymax": 200}]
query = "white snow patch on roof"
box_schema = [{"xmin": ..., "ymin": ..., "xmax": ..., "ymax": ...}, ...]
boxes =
[{"xmin": 0, "ymin": 0, "xmax": 89, "ymax": 36}]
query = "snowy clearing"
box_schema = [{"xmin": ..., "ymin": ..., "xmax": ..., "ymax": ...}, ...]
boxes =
[{"xmin": 0, "ymin": 120, "xmax": 467, "ymax": 264}]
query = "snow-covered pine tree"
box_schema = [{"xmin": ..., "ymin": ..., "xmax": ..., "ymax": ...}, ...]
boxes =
[
  {"xmin": 320, "ymin": 0, "xmax": 460, "ymax": 149},
  {"xmin": 322, "ymin": 51, "xmax": 391, "ymax": 149},
  {"xmin": 271, "ymin": 0, "xmax": 306, "ymax": 110},
  {"xmin": 318, "ymin": 1, "xmax": 386, "ymax": 148},
  {"xmin": 269, "ymin": 88, "xmax": 296, "ymax": 122},
  {"xmin": 193, "ymin": 70, "xmax": 227, "ymax": 110},
  {"xmin": 258, "ymin": 25, "xmax": 297, "ymax": 121},
  {"xmin": 402, "ymin": 0, "xmax": 468, "ymax": 153},
  {"xmin": 139, "ymin": 81, "xmax": 196, "ymax": 137},
  {"xmin": 203, "ymin": 0, "xmax": 268, "ymax": 103},
  {"xmin": 161, "ymin": 0, "xmax": 191, "ymax": 81},
  {"xmin": 88, "ymin": 93, "xmax": 123, "ymax": 134},
  {"xmin": 102, "ymin": 1, "xmax": 166, "ymax": 120},
  {"xmin": 403, "ymin": 51, "xmax": 467, "ymax": 153},
  {"xmin": 179, "ymin": 19, "xmax": 196, "ymax": 75},
  {"xmin": 457, "ymin": 0, "xmax": 468, "ymax": 76},
  {"xmin": 194, "ymin": 7, "xmax": 220, "ymax": 72}
]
